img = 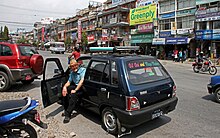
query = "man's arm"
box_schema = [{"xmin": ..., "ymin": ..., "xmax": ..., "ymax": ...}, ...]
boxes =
[
  {"xmin": 71, "ymin": 78, "xmax": 84, "ymax": 93},
  {"xmin": 62, "ymin": 81, "xmax": 71, "ymax": 96}
]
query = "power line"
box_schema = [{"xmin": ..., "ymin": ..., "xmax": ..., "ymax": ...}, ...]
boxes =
[
  {"xmin": 0, "ymin": 4, "xmax": 74, "ymax": 15},
  {"xmin": 0, "ymin": 20, "xmax": 33, "ymax": 26}
]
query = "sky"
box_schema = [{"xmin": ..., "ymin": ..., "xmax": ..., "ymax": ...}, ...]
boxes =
[{"xmin": 0, "ymin": 0, "xmax": 106, "ymax": 33}]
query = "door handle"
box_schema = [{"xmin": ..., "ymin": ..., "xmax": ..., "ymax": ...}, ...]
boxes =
[{"xmin": 101, "ymin": 88, "xmax": 107, "ymax": 92}]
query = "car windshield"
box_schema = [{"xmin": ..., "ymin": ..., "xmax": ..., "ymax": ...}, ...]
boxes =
[
  {"xmin": 18, "ymin": 46, "xmax": 38, "ymax": 56},
  {"xmin": 126, "ymin": 59, "xmax": 169, "ymax": 85}
]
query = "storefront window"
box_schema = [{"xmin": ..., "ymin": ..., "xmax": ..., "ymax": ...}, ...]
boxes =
[
  {"xmin": 199, "ymin": 22, "xmax": 207, "ymax": 30},
  {"xmin": 160, "ymin": 0, "xmax": 175, "ymax": 13},
  {"xmin": 214, "ymin": 21, "xmax": 220, "ymax": 29},
  {"xmin": 177, "ymin": 0, "xmax": 195, "ymax": 10},
  {"xmin": 159, "ymin": 19, "xmax": 175, "ymax": 30}
]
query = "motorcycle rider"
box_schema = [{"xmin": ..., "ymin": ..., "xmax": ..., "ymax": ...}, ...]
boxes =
[{"xmin": 196, "ymin": 51, "xmax": 204, "ymax": 66}]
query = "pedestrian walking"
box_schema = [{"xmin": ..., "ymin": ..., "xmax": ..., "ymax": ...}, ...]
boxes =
[{"xmin": 179, "ymin": 50, "xmax": 183, "ymax": 63}]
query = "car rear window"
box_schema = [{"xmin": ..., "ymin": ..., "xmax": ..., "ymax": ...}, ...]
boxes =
[
  {"xmin": 18, "ymin": 46, "xmax": 38, "ymax": 56},
  {"xmin": 126, "ymin": 59, "xmax": 169, "ymax": 85}
]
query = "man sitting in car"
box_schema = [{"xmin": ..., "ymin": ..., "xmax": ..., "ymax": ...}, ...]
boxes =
[{"xmin": 62, "ymin": 59, "xmax": 86, "ymax": 123}]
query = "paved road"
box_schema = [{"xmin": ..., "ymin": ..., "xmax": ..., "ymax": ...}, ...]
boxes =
[{"xmin": 9, "ymin": 51, "xmax": 220, "ymax": 138}]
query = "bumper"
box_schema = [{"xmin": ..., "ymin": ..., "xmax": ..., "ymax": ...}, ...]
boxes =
[
  {"xmin": 207, "ymin": 84, "xmax": 214, "ymax": 94},
  {"xmin": 10, "ymin": 68, "xmax": 38, "ymax": 82},
  {"xmin": 113, "ymin": 97, "xmax": 178, "ymax": 128}
]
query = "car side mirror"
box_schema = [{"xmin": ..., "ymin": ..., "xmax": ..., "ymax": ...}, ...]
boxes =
[{"xmin": 54, "ymin": 69, "xmax": 61, "ymax": 74}]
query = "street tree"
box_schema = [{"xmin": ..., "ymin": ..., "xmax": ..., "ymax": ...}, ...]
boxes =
[
  {"xmin": 3, "ymin": 26, "xmax": 9, "ymax": 41},
  {"xmin": 0, "ymin": 26, "xmax": 3, "ymax": 39},
  {"xmin": 65, "ymin": 36, "xmax": 72, "ymax": 50},
  {"xmin": 81, "ymin": 31, "xmax": 88, "ymax": 52}
]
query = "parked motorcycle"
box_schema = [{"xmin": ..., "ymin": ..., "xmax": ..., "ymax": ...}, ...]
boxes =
[
  {"xmin": 0, "ymin": 97, "xmax": 47, "ymax": 137},
  {"xmin": 192, "ymin": 59, "xmax": 217, "ymax": 75}
]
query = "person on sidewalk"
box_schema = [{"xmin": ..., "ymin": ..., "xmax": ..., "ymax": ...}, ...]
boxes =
[
  {"xmin": 62, "ymin": 59, "xmax": 86, "ymax": 123},
  {"xmin": 179, "ymin": 50, "xmax": 183, "ymax": 63}
]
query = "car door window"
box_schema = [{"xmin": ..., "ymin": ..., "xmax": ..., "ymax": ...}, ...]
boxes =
[
  {"xmin": 45, "ymin": 62, "xmax": 61, "ymax": 80},
  {"xmin": 0, "ymin": 45, "xmax": 13, "ymax": 56},
  {"xmin": 87, "ymin": 61, "xmax": 109, "ymax": 83}
]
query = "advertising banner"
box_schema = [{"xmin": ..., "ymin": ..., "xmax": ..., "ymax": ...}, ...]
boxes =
[
  {"xmin": 78, "ymin": 20, "xmax": 82, "ymax": 43},
  {"xmin": 177, "ymin": 8, "xmax": 196, "ymax": 17},
  {"xmin": 159, "ymin": 31, "xmax": 171, "ymax": 38},
  {"xmin": 136, "ymin": 0, "xmax": 158, "ymax": 7},
  {"xmin": 166, "ymin": 37, "xmax": 188, "ymax": 45},
  {"xmin": 130, "ymin": 4, "xmax": 157, "ymax": 26},
  {"xmin": 137, "ymin": 23, "xmax": 153, "ymax": 32},
  {"xmin": 213, "ymin": 29, "xmax": 220, "ymax": 40},
  {"xmin": 159, "ymin": 12, "xmax": 175, "ymax": 19},
  {"xmin": 131, "ymin": 34, "xmax": 154, "ymax": 43},
  {"xmin": 195, "ymin": 29, "xmax": 220, "ymax": 40},
  {"xmin": 152, "ymin": 38, "xmax": 165, "ymax": 45}
]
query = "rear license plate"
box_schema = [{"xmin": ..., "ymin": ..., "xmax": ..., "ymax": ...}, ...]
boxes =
[{"xmin": 152, "ymin": 109, "xmax": 163, "ymax": 119}]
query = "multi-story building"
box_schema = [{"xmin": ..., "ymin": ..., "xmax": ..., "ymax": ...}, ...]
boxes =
[
  {"xmin": 195, "ymin": 0, "xmax": 220, "ymax": 58},
  {"xmin": 130, "ymin": 0, "xmax": 157, "ymax": 55},
  {"xmin": 100, "ymin": 0, "xmax": 136, "ymax": 47},
  {"xmin": 65, "ymin": 15, "xmax": 80, "ymax": 48},
  {"xmin": 154, "ymin": 0, "xmax": 196, "ymax": 59}
]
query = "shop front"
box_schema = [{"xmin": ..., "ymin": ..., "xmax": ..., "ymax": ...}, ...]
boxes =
[
  {"xmin": 196, "ymin": 29, "xmax": 220, "ymax": 58},
  {"xmin": 130, "ymin": 33, "xmax": 154, "ymax": 55}
]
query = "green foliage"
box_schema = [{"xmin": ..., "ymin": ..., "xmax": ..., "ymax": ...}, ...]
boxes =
[
  {"xmin": 0, "ymin": 26, "xmax": 3, "ymax": 38},
  {"xmin": 54, "ymin": 36, "xmax": 58, "ymax": 42},
  {"xmin": 0, "ymin": 26, "xmax": 9, "ymax": 41},
  {"xmin": 17, "ymin": 36, "xmax": 28, "ymax": 44},
  {"xmin": 81, "ymin": 31, "xmax": 88, "ymax": 47}
]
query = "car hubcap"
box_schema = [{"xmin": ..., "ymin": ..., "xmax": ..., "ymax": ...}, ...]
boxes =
[
  {"xmin": 104, "ymin": 111, "xmax": 116, "ymax": 131},
  {"xmin": 217, "ymin": 91, "xmax": 220, "ymax": 100},
  {"xmin": 0, "ymin": 75, "xmax": 6, "ymax": 89}
]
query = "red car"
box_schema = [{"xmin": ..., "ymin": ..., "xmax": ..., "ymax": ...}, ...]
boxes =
[{"xmin": 0, "ymin": 42, "xmax": 44, "ymax": 91}]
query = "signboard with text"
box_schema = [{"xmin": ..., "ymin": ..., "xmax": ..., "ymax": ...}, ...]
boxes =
[
  {"xmin": 130, "ymin": 4, "xmax": 157, "ymax": 26},
  {"xmin": 137, "ymin": 23, "xmax": 153, "ymax": 32},
  {"xmin": 195, "ymin": 29, "xmax": 220, "ymax": 40}
]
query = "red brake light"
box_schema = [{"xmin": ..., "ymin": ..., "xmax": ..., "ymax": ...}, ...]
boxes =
[
  {"xmin": 35, "ymin": 112, "xmax": 41, "ymax": 123},
  {"xmin": 172, "ymin": 85, "xmax": 177, "ymax": 97},
  {"xmin": 126, "ymin": 96, "xmax": 140, "ymax": 111}
]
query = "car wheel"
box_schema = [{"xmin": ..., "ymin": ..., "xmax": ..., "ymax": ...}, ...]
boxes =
[
  {"xmin": 0, "ymin": 71, "xmax": 10, "ymax": 91},
  {"xmin": 21, "ymin": 79, "xmax": 34, "ymax": 85},
  {"xmin": 214, "ymin": 87, "xmax": 220, "ymax": 103},
  {"xmin": 102, "ymin": 107, "xmax": 118, "ymax": 135}
]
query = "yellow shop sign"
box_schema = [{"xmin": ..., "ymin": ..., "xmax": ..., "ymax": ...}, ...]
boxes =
[{"xmin": 130, "ymin": 4, "xmax": 156, "ymax": 26}]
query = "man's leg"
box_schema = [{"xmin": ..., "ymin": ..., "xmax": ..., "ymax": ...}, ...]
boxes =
[{"xmin": 63, "ymin": 85, "xmax": 77, "ymax": 123}]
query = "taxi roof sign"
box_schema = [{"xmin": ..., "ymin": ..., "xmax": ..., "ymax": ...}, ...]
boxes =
[{"xmin": 89, "ymin": 46, "xmax": 139, "ymax": 53}]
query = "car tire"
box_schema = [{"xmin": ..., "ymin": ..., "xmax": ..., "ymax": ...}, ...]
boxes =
[
  {"xmin": 21, "ymin": 79, "xmax": 34, "ymax": 85},
  {"xmin": 214, "ymin": 87, "xmax": 220, "ymax": 103},
  {"xmin": 102, "ymin": 107, "xmax": 118, "ymax": 135},
  {"xmin": 0, "ymin": 71, "xmax": 10, "ymax": 91}
]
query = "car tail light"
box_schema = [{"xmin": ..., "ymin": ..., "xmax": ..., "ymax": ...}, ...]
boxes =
[
  {"xmin": 16, "ymin": 59, "xmax": 29, "ymax": 68},
  {"xmin": 126, "ymin": 96, "xmax": 140, "ymax": 111},
  {"xmin": 35, "ymin": 112, "xmax": 41, "ymax": 123},
  {"xmin": 172, "ymin": 85, "xmax": 177, "ymax": 97}
]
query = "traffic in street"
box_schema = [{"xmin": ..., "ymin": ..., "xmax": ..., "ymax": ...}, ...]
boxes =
[{"xmin": 2, "ymin": 50, "xmax": 219, "ymax": 138}]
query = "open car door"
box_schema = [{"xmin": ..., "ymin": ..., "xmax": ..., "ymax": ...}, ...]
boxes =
[{"xmin": 41, "ymin": 58, "xmax": 67, "ymax": 108}]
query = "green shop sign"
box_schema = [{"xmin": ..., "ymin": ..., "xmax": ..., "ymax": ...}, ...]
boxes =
[
  {"xmin": 196, "ymin": 0, "xmax": 219, "ymax": 5},
  {"xmin": 177, "ymin": 8, "xmax": 196, "ymax": 16},
  {"xmin": 131, "ymin": 34, "xmax": 154, "ymax": 43}
]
